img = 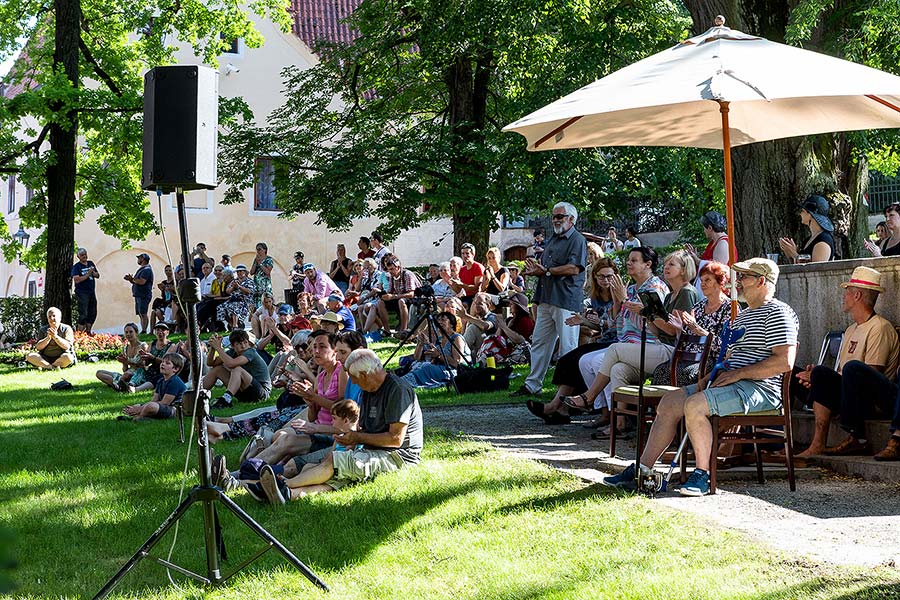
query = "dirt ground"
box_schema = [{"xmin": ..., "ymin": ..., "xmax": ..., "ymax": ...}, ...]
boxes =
[{"xmin": 425, "ymin": 403, "xmax": 900, "ymax": 569}]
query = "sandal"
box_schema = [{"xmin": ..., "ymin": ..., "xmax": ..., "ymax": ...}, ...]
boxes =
[
  {"xmin": 561, "ymin": 393, "xmax": 591, "ymax": 413},
  {"xmin": 526, "ymin": 400, "xmax": 548, "ymax": 420}
]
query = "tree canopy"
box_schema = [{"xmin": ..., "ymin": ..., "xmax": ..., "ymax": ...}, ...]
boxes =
[{"xmin": 219, "ymin": 0, "xmax": 723, "ymax": 252}]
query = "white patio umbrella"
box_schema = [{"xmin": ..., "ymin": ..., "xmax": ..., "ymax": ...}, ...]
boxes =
[{"xmin": 503, "ymin": 23, "xmax": 900, "ymax": 266}]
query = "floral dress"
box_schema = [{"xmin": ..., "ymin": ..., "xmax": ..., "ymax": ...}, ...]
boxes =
[
  {"xmin": 253, "ymin": 256, "xmax": 274, "ymax": 307},
  {"xmin": 112, "ymin": 342, "xmax": 148, "ymax": 387},
  {"xmin": 651, "ymin": 297, "xmax": 733, "ymax": 386},
  {"xmin": 217, "ymin": 278, "xmax": 257, "ymax": 325}
]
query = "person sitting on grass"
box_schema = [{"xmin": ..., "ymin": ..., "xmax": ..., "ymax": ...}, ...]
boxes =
[
  {"xmin": 121, "ymin": 353, "xmax": 186, "ymax": 421},
  {"xmin": 205, "ymin": 329, "xmax": 271, "ymax": 409},
  {"xmin": 26, "ymin": 307, "xmax": 76, "ymax": 370},
  {"xmin": 253, "ymin": 348, "xmax": 423, "ymax": 504},
  {"xmin": 402, "ymin": 311, "xmax": 470, "ymax": 389},
  {"xmin": 96, "ymin": 323, "xmax": 148, "ymax": 391},
  {"xmin": 250, "ymin": 293, "xmax": 277, "ymax": 340}
]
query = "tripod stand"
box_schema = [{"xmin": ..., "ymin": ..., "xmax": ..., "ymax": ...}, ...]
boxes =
[
  {"xmin": 93, "ymin": 190, "xmax": 328, "ymax": 599},
  {"xmin": 384, "ymin": 295, "xmax": 473, "ymax": 393}
]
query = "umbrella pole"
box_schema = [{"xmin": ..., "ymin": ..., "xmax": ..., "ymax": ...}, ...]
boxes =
[{"xmin": 719, "ymin": 101, "xmax": 738, "ymax": 320}]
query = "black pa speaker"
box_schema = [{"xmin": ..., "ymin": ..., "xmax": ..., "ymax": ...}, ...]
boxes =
[{"xmin": 142, "ymin": 65, "xmax": 218, "ymax": 192}]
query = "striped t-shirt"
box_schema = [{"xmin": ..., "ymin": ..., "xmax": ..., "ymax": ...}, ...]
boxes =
[{"xmin": 725, "ymin": 298, "xmax": 799, "ymax": 398}]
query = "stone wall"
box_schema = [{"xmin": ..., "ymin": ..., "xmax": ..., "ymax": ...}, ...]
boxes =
[{"xmin": 775, "ymin": 257, "xmax": 900, "ymax": 365}]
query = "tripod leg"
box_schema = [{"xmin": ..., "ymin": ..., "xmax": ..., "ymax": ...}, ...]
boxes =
[
  {"xmin": 93, "ymin": 492, "xmax": 200, "ymax": 600},
  {"xmin": 217, "ymin": 493, "xmax": 330, "ymax": 591}
]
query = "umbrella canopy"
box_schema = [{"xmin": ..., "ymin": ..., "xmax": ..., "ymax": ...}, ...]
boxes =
[{"xmin": 504, "ymin": 25, "xmax": 900, "ymax": 151}]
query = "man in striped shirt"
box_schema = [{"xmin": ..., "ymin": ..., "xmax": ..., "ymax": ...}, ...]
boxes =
[{"xmin": 603, "ymin": 257, "xmax": 799, "ymax": 496}]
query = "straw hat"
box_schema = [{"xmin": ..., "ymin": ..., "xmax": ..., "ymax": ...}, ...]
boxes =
[
  {"xmin": 840, "ymin": 266, "xmax": 884, "ymax": 293},
  {"xmin": 319, "ymin": 311, "xmax": 345, "ymax": 330}
]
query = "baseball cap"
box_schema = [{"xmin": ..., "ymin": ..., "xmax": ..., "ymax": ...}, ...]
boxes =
[
  {"xmin": 327, "ymin": 293, "xmax": 343, "ymax": 303},
  {"xmin": 732, "ymin": 257, "xmax": 779, "ymax": 285},
  {"xmin": 302, "ymin": 262, "xmax": 315, "ymax": 271},
  {"xmin": 277, "ymin": 304, "xmax": 294, "ymax": 315},
  {"xmin": 136, "ymin": 252, "xmax": 150, "ymax": 261}
]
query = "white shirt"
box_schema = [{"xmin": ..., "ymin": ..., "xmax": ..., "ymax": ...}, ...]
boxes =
[{"xmin": 200, "ymin": 273, "xmax": 216, "ymax": 296}]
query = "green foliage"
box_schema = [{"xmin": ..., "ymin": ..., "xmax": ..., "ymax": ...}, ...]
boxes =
[
  {"xmin": 0, "ymin": 0, "xmax": 292, "ymax": 263},
  {"xmin": 0, "ymin": 295, "xmax": 46, "ymax": 342},
  {"xmin": 219, "ymin": 0, "xmax": 719, "ymax": 245}
]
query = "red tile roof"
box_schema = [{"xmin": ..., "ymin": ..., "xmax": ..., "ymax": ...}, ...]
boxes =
[{"xmin": 290, "ymin": 0, "xmax": 362, "ymax": 52}]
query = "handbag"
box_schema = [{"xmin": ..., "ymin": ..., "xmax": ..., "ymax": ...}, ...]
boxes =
[{"xmin": 453, "ymin": 364, "xmax": 512, "ymax": 393}]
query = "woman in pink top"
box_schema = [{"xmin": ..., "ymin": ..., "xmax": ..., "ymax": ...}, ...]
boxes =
[{"xmin": 292, "ymin": 329, "xmax": 346, "ymax": 429}]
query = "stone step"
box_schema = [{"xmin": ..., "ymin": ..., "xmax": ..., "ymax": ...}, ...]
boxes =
[
  {"xmin": 792, "ymin": 412, "xmax": 894, "ymax": 450},
  {"xmin": 806, "ymin": 455, "xmax": 900, "ymax": 483}
]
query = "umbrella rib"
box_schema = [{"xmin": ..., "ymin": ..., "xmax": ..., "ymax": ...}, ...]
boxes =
[
  {"xmin": 866, "ymin": 94, "xmax": 900, "ymax": 114},
  {"xmin": 534, "ymin": 116, "xmax": 583, "ymax": 149}
]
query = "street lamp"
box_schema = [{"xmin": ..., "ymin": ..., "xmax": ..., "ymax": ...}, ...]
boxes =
[{"xmin": 12, "ymin": 225, "xmax": 30, "ymax": 247}]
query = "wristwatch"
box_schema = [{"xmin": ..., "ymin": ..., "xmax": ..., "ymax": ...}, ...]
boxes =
[{"xmin": 544, "ymin": 269, "xmax": 551, "ymax": 277}]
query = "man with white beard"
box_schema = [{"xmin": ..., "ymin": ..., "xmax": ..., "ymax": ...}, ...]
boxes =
[{"xmin": 512, "ymin": 201, "xmax": 587, "ymax": 397}]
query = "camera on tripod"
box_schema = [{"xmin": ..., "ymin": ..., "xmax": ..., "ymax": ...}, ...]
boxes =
[{"xmin": 408, "ymin": 283, "xmax": 436, "ymax": 308}]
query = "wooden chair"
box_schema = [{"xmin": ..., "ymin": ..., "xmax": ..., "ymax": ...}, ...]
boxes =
[
  {"xmin": 708, "ymin": 370, "xmax": 795, "ymax": 494},
  {"xmin": 609, "ymin": 331, "xmax": 713, "ymax": 459}
]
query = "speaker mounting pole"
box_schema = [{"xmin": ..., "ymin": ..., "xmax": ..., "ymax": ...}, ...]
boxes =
[{"xmin": 93, "ymin": 68, "xmax": 328, "ymax": 598}]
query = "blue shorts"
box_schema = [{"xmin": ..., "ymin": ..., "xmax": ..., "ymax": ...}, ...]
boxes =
[
  {"xmin": 134, "ymin": 295, "xmax": 151, "ymax": 315},
  {"xmin": 684, "ymin": 380, "xmax": 780, "ymax": 416}
]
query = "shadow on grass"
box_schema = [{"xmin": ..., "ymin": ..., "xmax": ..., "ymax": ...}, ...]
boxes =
[{"xmin": 754, "ymin": 579, "xmax": 900, "ymax": 600}]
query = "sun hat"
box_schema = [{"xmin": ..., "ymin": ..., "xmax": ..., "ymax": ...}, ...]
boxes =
[
  {"xmin": 509, "ymin": 292, "xmax": 529, "ymax": 313},
  {"xmin": 732, "ymin": 257, "xmax": 779, "ymax": 285},
  {"xmin": 798, "ymin": 195, "xmax": 834, "ymax": 232},
  {"xmin": 840, "ymin": 266, "xmax": 884, "ymax": 293},
  {"xmin": 319, "ymin": 311, "xmax": 345, "ymax": 330},
  {"xmin": 153, "ymin": 322, "xmax": 169, "ymax": 331},
  {"xmin": 235, "ymin": 264, "xmax": 248, "ymax": 272}
]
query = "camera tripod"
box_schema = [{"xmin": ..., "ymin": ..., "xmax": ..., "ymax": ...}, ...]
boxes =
[
  {"xmin": 93, "ymin": 190, "xmax": 328, "ymax": 598},
  {"xmin": 384, "ymin": 295, "xmax": 473, "ymax": 393}
]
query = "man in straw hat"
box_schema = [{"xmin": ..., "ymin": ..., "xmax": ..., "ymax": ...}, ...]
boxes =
[
  {"xmin": 602, "ymin": 257, "xmax": 799, "ymax": 496},
  {"xmin": 796, "ymin": 267, "xmax": 900, "ymax": 458}
]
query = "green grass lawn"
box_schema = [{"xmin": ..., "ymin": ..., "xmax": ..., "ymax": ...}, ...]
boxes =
[{"xmin": 1, "ymin": 362, "xmax": 898, "ymax": 599}]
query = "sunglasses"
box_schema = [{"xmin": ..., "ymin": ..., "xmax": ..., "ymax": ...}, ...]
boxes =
[
  {"xmin": 734, "ymin": 272, "xmax": 762, "ymax": 281},
  {"xmin": 551, "ymin": 214, "xmax": 569, "ymax": 220}
]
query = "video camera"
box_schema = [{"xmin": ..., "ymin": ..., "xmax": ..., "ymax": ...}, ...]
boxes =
[
  {"xmin": 638, "ymin": 290, "xmax": 668, "ymax": 321},
  {"xmin": 408, "ymin": 284, "xmax": 436, "ymax": 308}
]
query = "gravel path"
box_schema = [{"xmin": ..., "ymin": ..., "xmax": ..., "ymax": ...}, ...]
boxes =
[{"xmin": 426, "ymin": 403, "xmax": 900, "ymax": 569}]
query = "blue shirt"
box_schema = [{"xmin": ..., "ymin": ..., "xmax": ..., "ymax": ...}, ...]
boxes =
[
  {"xmin": 132, "ymin": 265, "xmax": 154, "ymax": 299},
  {"xmin": 335, "ymin": 305, "xmax": 356, "ymax": 331},
  {"xmin": 534, "ymin": 226, "xmax": 587, "ymax": 312},
  {"xmin": 71, "ymin": 261, "xmax": 97, "ymax": 294},
  {"xmin": 155, "ymin": 375, "xmax": 187, "ymax": 404}
]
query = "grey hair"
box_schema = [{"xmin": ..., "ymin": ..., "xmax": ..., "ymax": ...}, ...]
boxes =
[
  {"xmin": 449, "ymin": 256, "xmax": 463, "ymax": 267},
  {"xmin": 439, "ymin": 261, "xmax": 451, "ymax": 271},
  {"xmin": 553, "ymin": 201, "xmax": 578, "ymax": 224},
  {"xmin": 363, "ymin": 257, "xmax": 378, "ymax": 270},
  {"xmin": 345, "ymin": 348, "xmax": 383, "ymax": 377},
  {"xmin": 764, "ymin": 280, "xmax": 777, "ymax": 295},
  {"xmin": 76, "ymin": 248, "xmax": 87, "ymax": 255},
  {"xmin": 47, "ymin": 307, "xmax": 62, "ymax": 318}
]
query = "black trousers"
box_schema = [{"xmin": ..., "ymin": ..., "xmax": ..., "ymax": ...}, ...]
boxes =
[{"xmin": 836, "ymin": 360, "xmax": 898, "ymax": 439}]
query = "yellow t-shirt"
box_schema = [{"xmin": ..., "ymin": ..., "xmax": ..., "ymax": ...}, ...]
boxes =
[{"xmin": 837, "ymin": 314, "xmax": 900, "ymax": 377}]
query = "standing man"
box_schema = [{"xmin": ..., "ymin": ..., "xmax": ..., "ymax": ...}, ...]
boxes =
[
  {"xmin": 513, "ymin": 202, "xmax": 587, "ymax": 397},
  {"xmin": 124, "ymin": 253, "xmax": 154, "ymax": 334},
  {"xmin": 796, "ymin": 267, "xmax": 899, "ymax": 458},
  {"xmin": 71, "ymin": 248, "xmax": 99, "ymax": 334}
]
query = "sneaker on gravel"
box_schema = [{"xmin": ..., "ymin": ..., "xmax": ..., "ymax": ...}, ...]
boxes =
[
  {"xmin": 260, "ymin": 465, "xmax": 289, "ymax": 505},
  {"xmin": 679, "ymin": 468, "xmax": 710, "ymax": 496},
  {"xmin": 601, "ymin": 464, "xmax": 637, "ymax": 489}
]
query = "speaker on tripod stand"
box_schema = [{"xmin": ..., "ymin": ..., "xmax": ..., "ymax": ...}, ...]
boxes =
[{"xmin": 93, "ymin": 65, "xmax": 327, "ymax": 599}]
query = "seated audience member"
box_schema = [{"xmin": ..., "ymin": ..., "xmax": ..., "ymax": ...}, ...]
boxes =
[
  {"xmin": 795, "ymin": 267, "xmax": 900, "ymax": 458},
  {"xmin": 133, "ymin": 322, "xmax": 175, "ymax": 392},
  {"xmin": 651, "ymin": 261, "xmax": 732, "ymax": 387},
  {"xmin": 457, "ymin": 243, "xmax": 484, "ymax": 305},
  {"xmin": 326, "ymin": 293, "xmax": 356, "ymax": 331},
  {"xmin": 532, "ymin": 228, "xmax": 545, "ymax": 261},
  {"xmin": 528, "ymin": 259, "xmax": 622, "ymax": 425},
  {"xmin": 250, "ymin": 293, "xmax": 277, "ymax": 339},
  {"xmin": 402, "ymin": 311, "xmax": 470, "ymax": 389},
  {"xmin": 875, "ymin": 387, "xmax": 900, "ymax": 461},
  {"xmin": 601, "ymin": 227, "xmax": 624, "ymax": 254},
  {"xmin": 197, "ymin": 265, "xmax": 229, "ymax": 331},
  {"xmin": 864, "ymin": 203, "xmax": 900, "ymax": 257},
  {"xmin": 198, "ymin": 260, "xmax": 215, "ymax": 298},
  {"xmin": 779, "ymin": 194, "xmax": 835, "ymax": 263},
  {"xmin": 294, "ymin": 291, "xmax": 316, "ymax": 321},
  {"xmin": 345, "ymin": 260, "xmax": 364, "ymax": 303},
  {"xmin": 507, "ymin": 263, "xmax": 525, "ymax": 293},
  {"xmin": 303, "ymin": 263, "xmax": 341, "ymax": 312},
  {"xmin": 216, "ymin": 264, "xmax": 256, "ymax": 330},
  {"xmin": 582, "ymin": 242, "xmax": 605, "ymax": 298},
  {"xmin": 220, "ymin": 254, "xmax": 234, "ymax": 276},
  {"xmin": 480, "ymin": 246, "xmax": 509, "ymax": 295},
  {"xmin": 426, "ymin": 263, "xmax": 440, "ymax": 285},
  {"xmin": 190, "ymin": 242, "xmax": 215, "ymax": 278},
  {"xmin": 26, "ymin": 307, "xmax": 76, "ymax": 370},
  {"xmin": 206, "ymin": 329, "xmax": 271, "ymax": 408},
  {"xmin": 329, "ymin": 244, "xmax": 353, "ymax": 295},
  {"xmin": 150, "ymin": 265, "xmax": 175, "ymax": 330},
  {"xmin": 252, "ymin": 348, "xmax": 423, "ymax": 503},
  {"xmin": 476, "ymin": 292, "xmax": 535, "ymax": 365},
  {"xmin": 554, "ymin": 248, "xmax": 671, "ymax": 416},
  {"xmin": 96, "ymin": 323, "xmax": 147, "ymax": 391},
  {"xmin": 172, "ymin": 332, "xmax": 207, "ymax": 387},
  {"xmin": 431, "ymin": 262, "xmax": 458, "ymax": 304},
  {"xmin": 121, "ymin": 353, "xmax": 186, "ymax": 421},
  {"xmin": 623, "ymin": 226, "xmax": 641, "ymax": 250},
  {"xmin": 875, "ymin": 221, "xmax": 889, "ymax": 243},
  {"xmin": 458, "ymin": 293, "xmax": 499, "ymax": 355},
  {"xmin": 256, "ymin": 303, "xmax": 297, "ymax": 364},
  {"xmin": 602, "ymin": 257, "xmax": 799, "ymax": 496},
  {"xmin": 169, "ymin": 265, "xmax": 188, "ymax": 332},
  {"xmin": 377, "ymin": 256, "xmax": 420, "ymax": 336},
  {"xmin": 319, "ymin": 311, "xmax": 346, "ymax": 334}
]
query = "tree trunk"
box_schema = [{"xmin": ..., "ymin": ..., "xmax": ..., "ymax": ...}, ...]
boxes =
[
  {"xmin": 684, "ymin": 0, "xmax": 869, "ymax": 261},
  {"xmin": 445, "ymin": 52, "xmax": 493, "ymax": 257},
  {"xmin": 44, "ymin": 0, "xmax": 80, "ymax": 323}
]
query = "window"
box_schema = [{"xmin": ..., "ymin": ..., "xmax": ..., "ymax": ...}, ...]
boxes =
[
  {"xmin": 221, "ymin": 34, "xmax": 241, "ymax": 55},
  {"xmin": 25, "ymin": 187, "xmax": 33, "ymax": 205},
  {"xmin": 254, "ymin": 157, "xmax": 280, "ymax": 212},
  {"xmin": 27, "ymin": 280, "xmax": 37, "ymax": 298},
  {"xmin": 7, "ymin": 174, "xmax": 15, "ymax": 214}
]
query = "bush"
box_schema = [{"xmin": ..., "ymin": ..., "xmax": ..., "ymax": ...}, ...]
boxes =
[{"xmin": 0, "ymin": 296, "xmax": 46, "ymax": 342}]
